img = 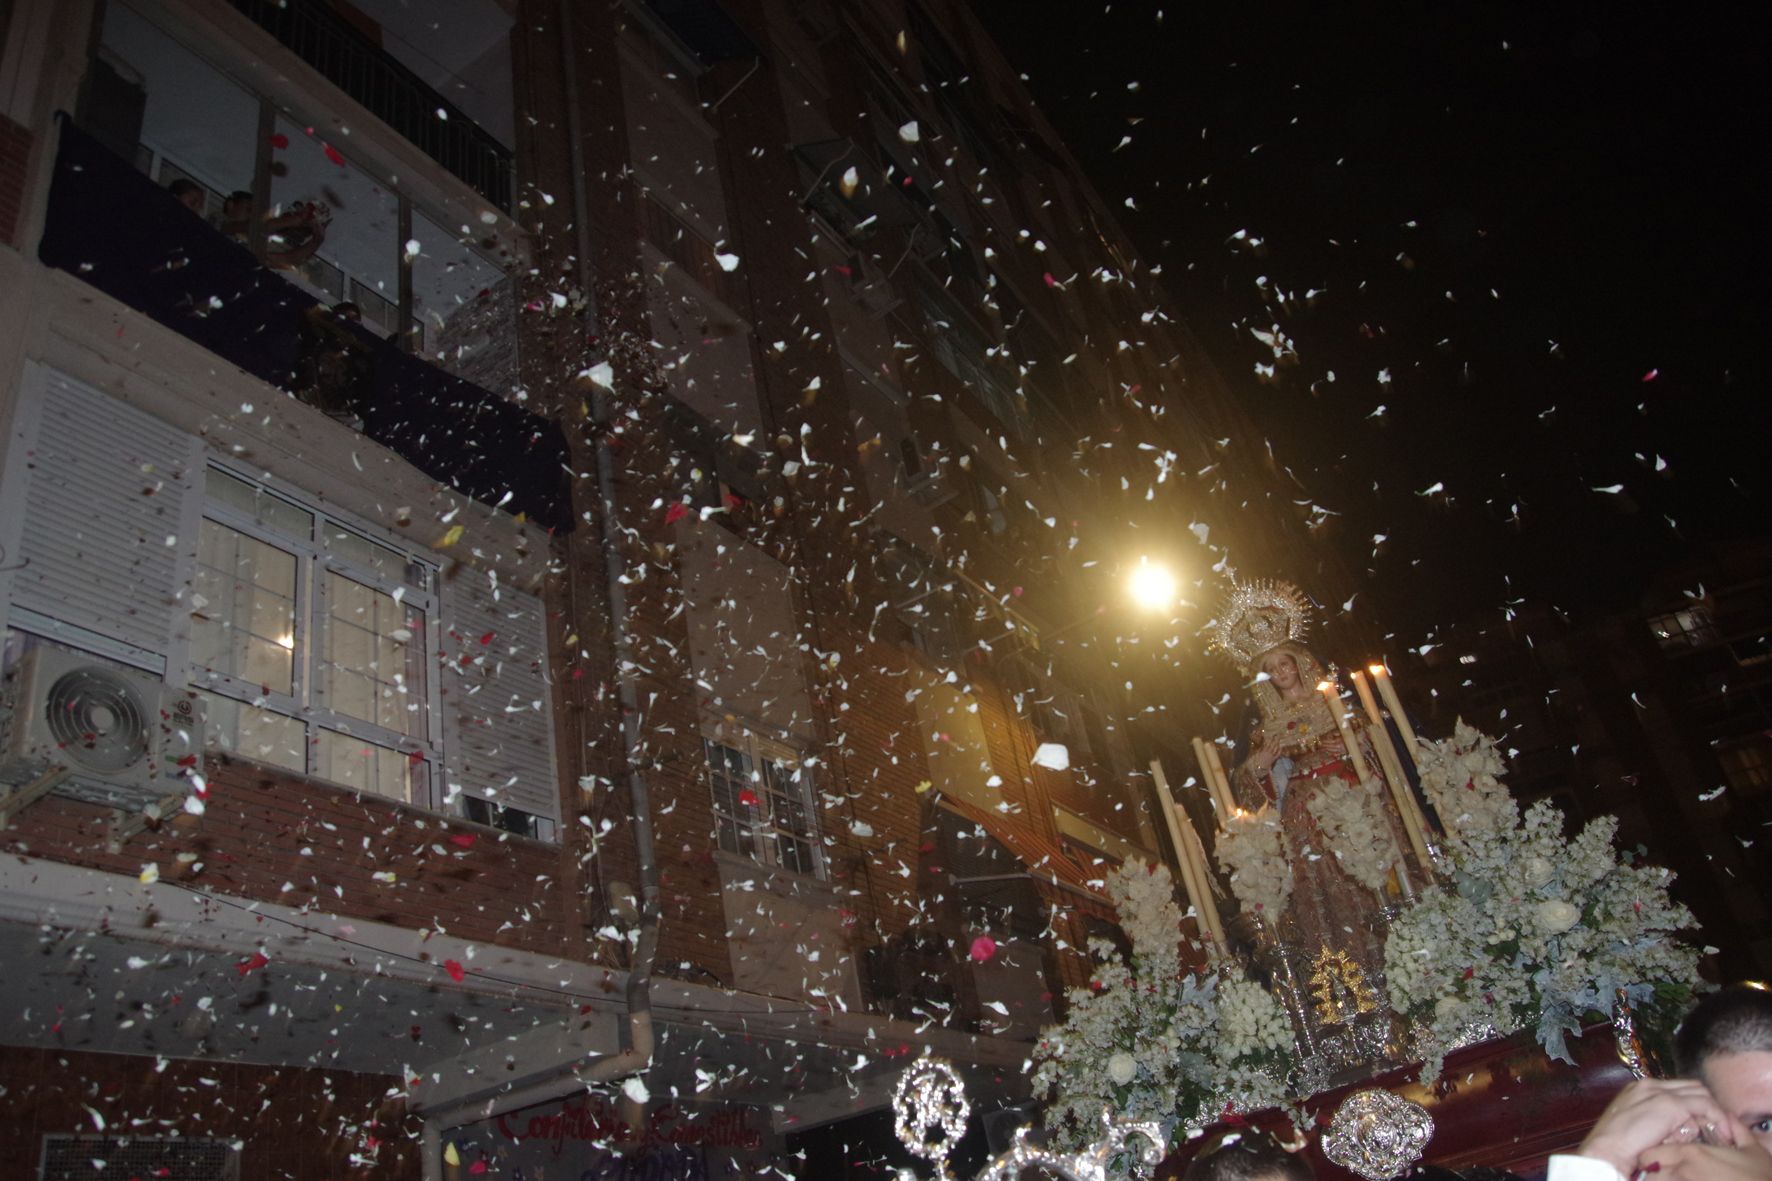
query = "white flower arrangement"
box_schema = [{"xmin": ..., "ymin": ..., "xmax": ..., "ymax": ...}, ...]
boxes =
[
  {"xmin": 1033, "ymin": 862, "xmax": 1298, "ymax": 1177},
  {"xmin": 1214, "ymin": 806, "xmax": 1294, "ymax": 918},
  {"xmin": 1305, "ymin": 776, "xmax": 1403, "ymax": 893},
  {"xmin": 1385, "ymin": 723, "xmax": 1699, "ymax": 1081}
]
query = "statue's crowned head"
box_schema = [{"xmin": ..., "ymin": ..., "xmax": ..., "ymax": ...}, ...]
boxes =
[{"xmin": 1211, "ymin": 579, "xmax": 1329, "ymax": 715}]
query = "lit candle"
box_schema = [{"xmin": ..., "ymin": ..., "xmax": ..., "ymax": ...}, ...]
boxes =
[
  {"xmin": 1369, "ymin": 663, "xmax": 1420, "ymax": 757},
  {"xmin": 1351, "ymin": 670, "xmax": 1383, "ymax": 727},
  {"xmin": 1318, "ymin": 679, "xmax": 1373, "ymax": 782},
  {"xmin": 1151, "ymin": 759, "xmax": 1221, "ymax": 951}
]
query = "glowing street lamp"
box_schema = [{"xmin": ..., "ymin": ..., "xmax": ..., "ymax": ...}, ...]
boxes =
[{"xmin": 1126, "ymin": 556, "xmax": 1179, "ymax": 613}]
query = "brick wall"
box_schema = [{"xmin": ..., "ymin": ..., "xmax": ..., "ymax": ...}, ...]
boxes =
[
  {"xmin": 0, "ymin": 756, "xmax": 579, "ymax": 959},
  {"xmin": 0, "ymin": 1045, "xmax": 418, "ymax": 1179},
  {"xmin": 0, "ymin": 114, "xmax": 32, "ymax": 248}
]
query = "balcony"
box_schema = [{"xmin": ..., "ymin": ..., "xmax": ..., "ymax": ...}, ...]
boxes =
[
  {"xmin": 228, "ymin": 0, "xmax": 513, "ymax": 211},
  {"xmin": 39, "ymin": 118, "xmax": 572, "ymax": 533}
]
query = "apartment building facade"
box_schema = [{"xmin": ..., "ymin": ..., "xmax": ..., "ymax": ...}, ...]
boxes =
[{"xmin": 0, "ymin": 0, "xmax": 1304, "ymax": 1176}]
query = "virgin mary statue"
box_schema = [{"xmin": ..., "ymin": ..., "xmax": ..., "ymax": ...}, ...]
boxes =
[{"xmin": 1211, "ymin": 579, "xmax": 1418, "ymax": 1073}]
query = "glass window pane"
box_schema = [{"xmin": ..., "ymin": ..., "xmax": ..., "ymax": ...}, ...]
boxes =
[
  {"xmin": 99, "ymin": 5, "xmax": 257, "ymax": 196},
  {"xmin": 321, "ymin": 571, "xmax": 426, "ymax": 737},
  {"xmin": 198, "ymin": 690, "xmax": 305, "ymax": 774},
  {"xmin": 315, "ymin": 729, "xmax": 412, "ymax": 803},
  {"xmin": 270, "ymin": 115, "xmax": 399, "ymax": 313},
  {"xmin": 410, "ymin": 208, "xmax": 516, "ymax": 390},
  {"xmin": 205, "ymin": 469, "xmax": 314, "ymax": 537},
  {"xmin": 323, "ymin": 523, "xmax": 419, "ymax": 586},
  {"xmin": 190, "ymin": 519, "xmax": 297, "ymax": 695}
]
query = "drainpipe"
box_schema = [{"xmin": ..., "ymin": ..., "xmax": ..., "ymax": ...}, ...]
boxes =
[
  {"xmin": 416, "ymin": 383, "xmax": 662, "ymax": 1179},
  {"xmin": 417, "ymin": 5, "xmax": 658, "ymax": 1176},
  {"xmin": 558, "ymin": 0, "xmax": 662, "ymax": 1112}
]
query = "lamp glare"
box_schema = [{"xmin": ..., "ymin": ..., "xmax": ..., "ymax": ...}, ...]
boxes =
[{"xmin": 1128, "ymin": 558, "xmax": 1178, "ymax": 612}]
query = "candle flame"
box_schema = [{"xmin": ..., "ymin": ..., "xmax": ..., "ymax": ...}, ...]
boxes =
[
  {"xmin": 1316, "ymin": 680, "xmax": 1334, "ymax": 692},
  {"xmin": 1368, "ymin": 663, "xmax": 1387, "ymax": 676}
]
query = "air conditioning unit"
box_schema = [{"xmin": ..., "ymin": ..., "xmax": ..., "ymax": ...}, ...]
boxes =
[{"xmin": 0, "ymin": 646, "xmax": 204, "ymax": 811}]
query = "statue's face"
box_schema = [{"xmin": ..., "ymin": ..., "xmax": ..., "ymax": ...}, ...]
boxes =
[{"xmin": 1261, "ymin": 651, "xmax": 1301, "ymax": 691}]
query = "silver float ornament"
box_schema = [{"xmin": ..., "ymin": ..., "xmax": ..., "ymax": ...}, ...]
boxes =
[
  {"xmin": 892, "ymin": 1056, "xmax": 1167, "ymax": 1181},
  {"xmin": 1320, "ymin": 1089, "xmax": 1435, "ymax": 1181},
  {"xmin": 893, "ymin": 1058, "xmax": 972, "ymax": 1181}
]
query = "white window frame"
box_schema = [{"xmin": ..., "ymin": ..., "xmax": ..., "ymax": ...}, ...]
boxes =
[
  {"xmin": 180, "ymin": 461, "xmax": 446, "ymax": 807},
  {"xmin": 703, "ymin": 727, "xmax": 825, "ymax": 880}
]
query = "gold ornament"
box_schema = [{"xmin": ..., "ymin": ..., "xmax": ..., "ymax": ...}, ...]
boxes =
[
  {"xmin": 1306, "ymin": 946, "xmax": 1378, "ymax": 1027},
  {"xmin": 1210, "ymin": 579, "xmax": 1316, "ymax": 672}
]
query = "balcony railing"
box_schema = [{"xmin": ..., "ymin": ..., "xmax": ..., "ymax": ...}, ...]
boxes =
[
  {"xmin": 637, "ymin": 185, "xmax": 748, "ymax": 310},
  {"xmin": 40, "ymin": 118, "xmax": 570, "ymax": 533},
  {"xmin": 229, "ymin": 0, "xmax": 513, "ymax": 212}
]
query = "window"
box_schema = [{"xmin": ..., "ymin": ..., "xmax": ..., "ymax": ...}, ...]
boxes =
[
  {"xmin": 1719, "ymin": 741, "xmax": 1771, "ymax": 793},
  {"xmin": 42, "ymin": 1135, "xmax": 239, "ymax": 1181},
  {"xmin": 916, "ymin": 285, "xmax": 1025, "ymax": 437},
  {"xmin": 188, "ymin": 465, "xmax": 440, "ymax": 806},
  {"xmin": 704, "ymin": 735, "xmax": 822, "ymax": 878},
  {"xmin": 1648, "ymin": 604, "xmax": 1721, "ymax": 652},
  {"xmin": 898, "ymin": 434, "xmax": 925, "ymax": 480}
]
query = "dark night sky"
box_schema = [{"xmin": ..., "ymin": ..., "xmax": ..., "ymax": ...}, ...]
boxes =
[{"xmin": 977, "ymin": 1, "xmax": 1770, "ymax": 644}]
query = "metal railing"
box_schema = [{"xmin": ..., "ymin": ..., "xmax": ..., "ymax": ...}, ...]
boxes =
[{"xmin": 230, "ymin": 0, "xmax": 513, "ymax": 211}]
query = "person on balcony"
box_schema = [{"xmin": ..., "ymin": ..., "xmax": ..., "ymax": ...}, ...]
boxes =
[
  {"xmin": 293, "ymin": 301, "xmax": 371, "ymax": 426},
  {"xmin": 167, "ymin": 177, "xmax": 205, "ymax": 215},
  {"xmin": 217, "ymin": 189, "xmax": 328, "ymax": 270}
]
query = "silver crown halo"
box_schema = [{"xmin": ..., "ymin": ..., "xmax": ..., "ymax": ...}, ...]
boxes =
[
  {"xmin": 892, "ymin": 1055, "xmax": 1166, "ymax": 1181},
  {"xmin": 1209, "ymin": 578, "xmax": 1315, "ymax": 672}
]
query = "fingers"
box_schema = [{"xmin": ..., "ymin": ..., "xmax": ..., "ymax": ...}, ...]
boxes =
[{"xmin": 1582, "ymin": 1080, "xmax": 1746, "ymax": 1175}]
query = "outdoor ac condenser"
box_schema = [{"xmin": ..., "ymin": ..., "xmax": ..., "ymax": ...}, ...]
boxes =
[{"xmin": 0, "ymin": 645, "xmax": 204, "ymax": 811}]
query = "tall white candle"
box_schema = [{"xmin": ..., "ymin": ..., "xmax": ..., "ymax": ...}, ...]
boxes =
[
  {"xmin": 1362, "ymin": 707, "xmax": 1434, "ymax": 871},
  {"xmin": 1193, "ymin": 737, "xmax": 1233, "ymax": 821},
  {"xmin": 1176, "ymin": 803, "xmax": 1228, "ymax": 948},
  {"xmin": 1369, "ymin": 663, "xmax": 1420, "ymax": 756},
  {"xmin": 1152, "ymin": 760, "xmax": 1219, "ymax": 952},
  {"xmin": 1204, "ymin": 742, "xmax": 1237, "ymax": 816},
  {"xmin": 1351, "ymin": 670, "xmax": 1383, "ymax": 727},
  {"xmin": 1319, "ymin": 679, "xmax": 1373, "ymax": 782}
]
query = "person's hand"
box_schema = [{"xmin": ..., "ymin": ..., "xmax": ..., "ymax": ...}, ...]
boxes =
[
  {"xmin": 1579, "ymin": 1080, "xmax": 1750, "ymax": 1177},
  {"xmin": 1637, "ymin": 1143, "xmax": 1772, "ymax": 1181}
]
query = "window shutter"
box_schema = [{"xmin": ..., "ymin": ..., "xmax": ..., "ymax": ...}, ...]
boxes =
[
  {"xmin": 438, "ymin": 567, "xmax": 560, "ymax": 822},
  {"xmin": 3, "ymin": 366, "xmax": 201, "ymax": 657}
]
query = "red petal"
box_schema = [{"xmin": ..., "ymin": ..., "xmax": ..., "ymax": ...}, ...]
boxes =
[
  {"xmin": 664, "ymin": 502, "xmax": 690, "ymax": 524},
  {"xmin": 738, "ymin": 788, "xmax": 759, "ymax": 807},
  {"xmin": 269, "ymin": 132, "xmax": 289, "ymax": 150},
  {"xmin": 444, "ymin": 959, "xmax": 466, "ymax": 983},
  {"xmin": 449, "ymin": 833, "xmax": 477, "ymax": 848},
  {"xmin": 322, "ymin": 142, "xmax": 346, "ymax": 167}
]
